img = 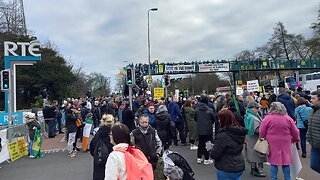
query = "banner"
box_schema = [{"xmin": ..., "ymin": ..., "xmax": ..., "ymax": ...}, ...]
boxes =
[
  {"xmin": 0, "ymin": 129, "xmax": 10, "ymax": 163},
  {"xmin": 247, "ymin": 80, "xmax": 259, "ymax": 92},
  {"xmin": 154, "ymin": 88, "xmax": 165, "ymax": 100},
  {"xmin": 199, "ymin": 63, "xmax": 230, "ymax": 72},
  {"xmin": 8, "ymin": 137, "xmax": 28, "ymax": 161},
  {"xmin": 165, "ymin": 64, "xmax": 195, "ymax": 73}
]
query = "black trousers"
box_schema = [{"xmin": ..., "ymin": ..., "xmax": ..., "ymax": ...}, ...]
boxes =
[
  {"xmin": 174, "ymin": 122, "xmax": 186, "ymax": 144},
  {"xmin": 197, "ymin": 135, "xmax": 212, "ymax": 160}
]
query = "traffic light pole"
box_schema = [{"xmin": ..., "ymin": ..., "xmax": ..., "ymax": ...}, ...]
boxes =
[{"xmin": 129, "ymin": 85, "xmax": 133, "ymax": 111}]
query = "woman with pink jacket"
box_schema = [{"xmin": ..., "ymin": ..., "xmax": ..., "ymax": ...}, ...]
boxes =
[{"xmin": 259, "ymin": 102, "xmax": 300, "ymax": 180}]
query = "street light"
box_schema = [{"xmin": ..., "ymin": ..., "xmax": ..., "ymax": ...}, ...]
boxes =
[{"xmin": 148, "ymin": 7, "xmax": 158, "ymax": 79}]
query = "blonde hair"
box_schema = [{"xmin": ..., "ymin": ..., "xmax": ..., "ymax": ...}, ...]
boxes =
[{"xmin": 100, "ymin": 114, "xmax": 114, "ymax": 126}]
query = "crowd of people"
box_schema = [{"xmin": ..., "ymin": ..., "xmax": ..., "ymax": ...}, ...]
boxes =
[{"xmin": 32, "ymin": 86, "xmax": 320, "ymax": 180}]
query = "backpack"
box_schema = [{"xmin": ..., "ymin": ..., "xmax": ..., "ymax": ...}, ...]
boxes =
[
  {"xmin": 94, "ymin": 138, "xmax": 109, "ymax": 167},
  {"xmin": 115, "ymin": 146, "xmax": 154, "ymax": 180}
]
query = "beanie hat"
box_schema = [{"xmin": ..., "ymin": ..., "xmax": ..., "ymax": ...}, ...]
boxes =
[
  {"xmin": 157, "ymin": 105, "xmax": 168, "ymax": 114},
  {"xmin": 86, "ymin": 113, "xmax": 93, "ymax": 119}
]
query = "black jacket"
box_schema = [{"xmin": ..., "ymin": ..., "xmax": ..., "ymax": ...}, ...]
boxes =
[
  {"xmin": 90, "ymin": 126, "xmax": 113, "ymax": 180},
  {"xmin": 209, "ymin": 125, "xmax": 247, "ymax": 173},
  {"xmin": 42, "ymin": 106, "xmax": 56, "ymax": 119},
  {"xmin": 100, "ymin": 105, "xmax": 108, "ymax": 115},
  {"xmin": 80, "ymin": 107, "xmax": 89, "ymax": 121},
  {"xmin": 65, "ymin": 109, "xmax": 77, "ymax": 133},
  {"xmin": 122, "ymin": 107, "xmax": 136, "ymax": 132},
  {"xmin": 155, "ymin": 111, "xmax": 172, "ymax": 146},
  {"xmin": 194, "ymin": 103, "xmax": 218, "ymax": 136},
  {"xmin": 27, "ymin": 120, "xmax": 41, "ymax": 141}
]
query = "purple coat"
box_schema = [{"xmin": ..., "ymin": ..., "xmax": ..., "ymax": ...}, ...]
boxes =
[{"xmin": 259, "ymin": 114, "xmax": 299, "ymax": 166}]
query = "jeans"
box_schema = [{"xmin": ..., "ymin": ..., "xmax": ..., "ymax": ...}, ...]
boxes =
[
  {"xmin": 46, "ymin": 120, "xmax": 55, "ymax": 138},
  {"xmin": 68, "ymin": 132, "xmax": 76, "ymax": 153},
  {"xmin": 56, "ymin": 118, "xmax": 62, "ymax": 132},
  {"xmin": 197, "ymin": 135, "xmax": 212, "ymax": 160},
  {"xmin": 28, "ymin": 141, "xmax": 34, "ymax": 156},
  {"xmin": 270, "ymin": 165, "xmax": 290, "ymax": 180},
  {"xmin": 299, "ymin": 128, "xmax": 307, "ymax": 155},
  {"xmin": 217, "ymin": 170, "xmax": 242, "ymax": 180},
  {"xmin": 310, "ymin": 148, "xmax": 320, "ymax": 173}
]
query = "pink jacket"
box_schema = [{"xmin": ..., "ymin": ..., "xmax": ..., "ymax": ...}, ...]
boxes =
[{"xmin": 259, "ymin": 114, "xmax": 299, "ymax": 166}]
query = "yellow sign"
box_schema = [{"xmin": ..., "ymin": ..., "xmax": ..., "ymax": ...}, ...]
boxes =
[
  {"xmin": 154, "ymin": 88, "xmax": 165, "ymax": 100},
  {"xmin": 8, "ymin": 138, "xmax": 27, "ymax": 161}
]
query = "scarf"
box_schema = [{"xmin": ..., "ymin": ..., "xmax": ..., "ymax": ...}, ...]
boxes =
[{"xmin": 244, "ymin": 108, "xmax": 261, "ymax": 136}]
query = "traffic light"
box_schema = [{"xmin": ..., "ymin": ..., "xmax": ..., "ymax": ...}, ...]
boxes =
[
  {"xmin": 126, "ymin": 68, "xmax": 133, "ymax": 85},
  {"xmin": 164, "ymin": 74, "xmax": 170, "ymax": 87},
  {"xmin": 1, "ymin": 69, "xmax": 10, "ymax": 91}
]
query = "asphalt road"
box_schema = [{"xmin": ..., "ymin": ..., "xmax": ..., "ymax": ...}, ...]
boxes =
[{"xmin": 0, "ymin": 144, "xmax": 319, "ymax": 180}]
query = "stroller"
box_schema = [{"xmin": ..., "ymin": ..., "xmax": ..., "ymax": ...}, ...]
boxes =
[{"xmin": 163, "ymin": 149, "xmax": 195, "ymax": 180}]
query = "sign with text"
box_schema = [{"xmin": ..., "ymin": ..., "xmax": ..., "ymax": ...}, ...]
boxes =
[
  {"xmin": 199, "ymin": 63, "xmax": 230, "ymax": 72},
  {"xmin": 154, "ymin": 88, "xmax": 165, "ymax": 100},
  {"xmin": 8, "ymin": 137, "xmax": 27, "ymax": 161},
  {"xmin": 165, "ymin": 64, "xmax": 195, "ymax": 73},
  {"xmin": 247, "ymin": 80, "xmax": 259, "ymax": 92},
  {"xmin": 4, "ymin": 41, "xmax": 41, "ymax": 57},
  {"xmin": 236, "ymin": 87, "xmax": 244, "ymax": 96},
  {"xmin": 0, "ymin": 112, "xmax": 24, "ymax": 126}
]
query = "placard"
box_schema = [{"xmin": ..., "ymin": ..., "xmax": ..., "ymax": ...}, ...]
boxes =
[
  {"xmin": 8, "ymin": 137, "xmax": 27, "ymax": 161},
  {"xmin": 247, "ymin": 80, "xmax": 259, "ymax": 92},
  {"xmin": 0, "ymin": 129, "xmax": 10, "ymax": 163},
  {"xmin": 154, "ymin": 88, "xmax": 165, "ymax": 100}
]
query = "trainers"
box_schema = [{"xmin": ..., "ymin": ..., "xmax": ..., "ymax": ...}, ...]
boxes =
[
  {"xmin": 190, "ymin": 146, "xmax": 198, "ymax": 150},
  {"xmin": 197, "ymin": 158, "xmax": 203, "ymax": 164},
  {"xmin": 302, "ymin": 153, "xmax": 306, "ymax": 158},
  {"xmin": 29, "ymin": 155, "xmax": 35, "ymax": 159},
  {"xmin": 204, "ymin": 159, "xmax": 213, "ymax": 165}
]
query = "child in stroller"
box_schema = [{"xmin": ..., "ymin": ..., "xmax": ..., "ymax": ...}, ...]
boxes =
[{"xmin": 163, "ymin": 149, "xmax": 195, "ymax": 180}]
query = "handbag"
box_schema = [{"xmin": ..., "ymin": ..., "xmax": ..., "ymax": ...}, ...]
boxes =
[
  {"xmin": 75, "ymin": 119, "xmax": 84, "ymax": 127},
  {"xmin": 254, "ymin": 138, "xmax": 269, "ymax": 155}
]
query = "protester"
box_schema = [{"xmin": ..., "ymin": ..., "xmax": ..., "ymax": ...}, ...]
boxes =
[
  {"xmin": 131, "ymin": 114, "xmax": 162, "ymax": 169},
  {"xmin": 104, "ymin": 124, "xmax": 131, "ymax": 180},
  {"xmin": 194, "ymin": 95, "xmax": 218, "ymax": 165},
  {"xmin": 122, "ymin": 102, "xmax": 136, "ymax": 132},
  {"xmin": 277, "ymin": 88, "xmax": 296, "ymax": 121},
  {"xmin": 82, "ymin": 113, "xmax": 93, "ymax": 152},
  {"xmin": 208, "ymin": 109, "xmax": 247, "ymax": 180},
  {"xmin": 260, "ymin": 102, "xmax": 300, "ymax": 180},
  {"xmin": 90, "ymin": 114, "xmax": 114, "ymax": 180},
  {"xmin": 92, "ymin": 100, "xmax": 102, "ymax": 128},
  {"xmin": 307, "ymin": 90, "xmax": 320, "ymax": 173},
  {"xmin": 244, "ymin": 101, "xmax": 266, "ymax": 177},
  {"xmin": 294, "ymin": 97, "xmax": 312, "ymax": 158},
  {"xmin": 184, "ymin": 99, "xmax": 198, "ymax": 150},
  {"xmin": 155, "ymin": 104, "xmax": 173, "ymax": 152},
  {"xmin": 168, "ymin": 97, "xmax": 187, "ymax": 146},
  {"xmin": 105, "ymin": 124, "xmax": 154, "ymax": 180},
  {"xmin": 42, "ymin": 101, "xmax": 56, "ymax": 138},
  {"xmin": 143, "ymin": 101, "xmax": 156, "ymax": 127},
  {"xmin": 26, "ymin": 113, "xmax": 41, "ymax": 158},
  {"xmin": 65, "ymin": 103, "xmax": 79, "ymax": 157}
]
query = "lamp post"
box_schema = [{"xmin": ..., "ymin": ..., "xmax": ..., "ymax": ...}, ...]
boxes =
[{"xmin": 148, "ymin": 8, "xmax": 158, "ymax": 79}]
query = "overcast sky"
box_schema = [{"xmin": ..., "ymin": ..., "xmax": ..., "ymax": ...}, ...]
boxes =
[{"xmin": 24, "ymin": 0, "xmax": 319, "ymax": 89}]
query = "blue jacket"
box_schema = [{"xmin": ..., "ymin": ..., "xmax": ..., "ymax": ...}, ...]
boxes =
[
  {"xmin": 143, "ymin": 108, "xmax": 155, "ymax": 127},
  {"xmin": 294, "ymin": 105, "xmax": 312, "ymax": 129},
  {"xmin": 277, "ymin": 93, "xmax": 295, "ymax": 120},
  {"xmin": 168, "ymin": 102, "xmax": 183, "ymax": 123}
]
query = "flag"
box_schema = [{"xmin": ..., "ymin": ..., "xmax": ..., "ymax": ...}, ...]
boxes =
[
  {"xmin": 228, "ymin": 80, "xmax": 240, "ymax": 113},
  {"xmin": 32, "ymin": 129, "xmax": 44, "ymax": 158}
]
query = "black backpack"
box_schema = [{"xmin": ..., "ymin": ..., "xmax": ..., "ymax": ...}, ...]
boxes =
[{"xmin": 94, "ymin": 138, "xmax": 109, "ymax": 167}]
